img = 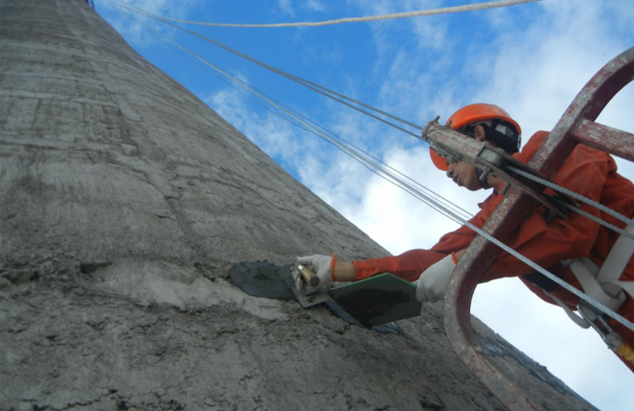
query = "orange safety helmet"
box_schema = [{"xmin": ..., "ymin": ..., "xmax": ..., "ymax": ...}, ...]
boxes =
[{"xmin": 429, "ymin": 103, "xmax": 521, "ymax": 171}]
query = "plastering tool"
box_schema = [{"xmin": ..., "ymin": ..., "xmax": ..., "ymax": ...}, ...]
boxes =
[
  {"xmin": 228, "ymin": 261, "xmax": 330, "ymax": 308},
  {"xmin": 295, "ymin": 263, "xmax": 320, "ymax": 287},
  {"xmin": 287, "ymin": 263, "xmax": 330, "ymax": 307},
  {"xmin": 229, "ymin": 261, "xmax": 421, "ymax": 325}
]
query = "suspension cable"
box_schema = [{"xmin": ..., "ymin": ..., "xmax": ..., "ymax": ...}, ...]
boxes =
[
  {"xmin": 109, "ymin": 2, "xmax": 427, "ymax": 138},
  {"xmin": 462, "ymin": 218, "xmax": 634, "ymax": 333},
  {"xmin": 148, "ymin": 6, "xmax": 634, "ymax": 240},
  {"xmin": 145, "ymin": 26, "xmax": 474, "ymax": 224},
  {"xmin": 114, "ymin": 2, "xmax": 634, "ymax": 238},
  {"xmin": 508, "ymin": 165, "xmax": 634, "ymax": 239},
  {"xmin": 121, "ymin": 0, "xmax": 542, "ymax": 28}
]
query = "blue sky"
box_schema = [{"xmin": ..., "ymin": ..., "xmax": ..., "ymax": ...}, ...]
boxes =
[{"xmin": 98, "ymin": 1, "xmax": 634, "ymax": 409}]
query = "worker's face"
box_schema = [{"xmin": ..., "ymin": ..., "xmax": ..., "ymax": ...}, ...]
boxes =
[
  {"xmin": 446, "ymin": 125, "xmax": 486, "ymax": 191},
  {"xmin": 446, "ymin": 161, "xmax": 482, "ymax": 191}
]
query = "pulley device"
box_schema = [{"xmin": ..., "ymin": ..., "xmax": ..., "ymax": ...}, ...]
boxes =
[{"xmin": 421, "ymin": 118, "xmax": 571, "ymax": 220}]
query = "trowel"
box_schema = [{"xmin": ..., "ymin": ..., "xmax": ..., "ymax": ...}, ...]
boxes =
[
  {"xmin": 228, "ymin": 261, "xmax": 330, "ymax": 308},
  {"xmin": 229, "ymin": 261, "xmax": 422, "ymax": 327},
  {"xmin": 287, "ymin": 263, "xmax": 333, "ymax": 307}
]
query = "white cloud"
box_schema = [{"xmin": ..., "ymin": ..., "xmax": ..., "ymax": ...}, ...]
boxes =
[
  {"xmin": 478, "ymin": 0, "xmax": 633, "ymax": 138},
  {"xmin": 333, "ymin": 145, "xmax": 487, "ymax": 255},
  {"xmin": 276, "ymin": 0, "xmax": 295, "ymax": 17},
  {"xmin": 204, "ymin": 82, "xmax": 318, "ymax": 175},
  {"xmin": 305, "ymin": 0, "xmax": 327, "ymax": 13}
]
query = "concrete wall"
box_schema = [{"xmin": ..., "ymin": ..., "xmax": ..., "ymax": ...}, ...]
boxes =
[{"xmin": 0, "ymin": 1, "xmax": 596, "ymax": 410}]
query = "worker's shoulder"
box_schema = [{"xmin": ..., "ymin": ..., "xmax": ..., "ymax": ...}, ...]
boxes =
[
  {"xmin": 525, "ymin": 130, "xmax": 550, "ymax": 147},
  {"xmin": 512, "ymin": 131, "xmax": 549, "ymax": 163}
]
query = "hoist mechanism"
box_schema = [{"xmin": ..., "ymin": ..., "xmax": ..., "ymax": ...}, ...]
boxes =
[{"xmin": 425, "ymin": 47, "xmax": 634, "ymax": 411}]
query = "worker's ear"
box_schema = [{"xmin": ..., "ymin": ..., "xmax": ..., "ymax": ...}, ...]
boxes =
[{"xmin": 474, "ymin": 125, "xmax": 486, "ymax": 142}]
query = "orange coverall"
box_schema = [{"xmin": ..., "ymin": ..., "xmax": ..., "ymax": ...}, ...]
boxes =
[{"xmin": 352, "ymin": 131, "xmax": 634, "ymax": 371}]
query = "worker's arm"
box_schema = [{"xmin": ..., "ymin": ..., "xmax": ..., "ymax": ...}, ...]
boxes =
[
  {"xmin": 337, "ymin": 248, "xmax": 466, "ymax": 282},
  {"xmin": 349, "ymin": 201, "xmax": 489, "ymax": 282},
  {"xmin": 296, "ymin": 251, "xmax": 451, "ymax": 285},
  {"xmin": 332, "ymin": 260, "xmax": 356, "ymax": 282}
]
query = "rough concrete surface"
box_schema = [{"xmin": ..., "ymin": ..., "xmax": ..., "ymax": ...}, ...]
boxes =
[{"xmin": 0, "ymin": 1, "xmax": 597, "ymax": 410}]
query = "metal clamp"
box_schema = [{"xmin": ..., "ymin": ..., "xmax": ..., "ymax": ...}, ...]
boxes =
[{"xmin": 577, "ymin": 302, "xmax": 623, "ymax": 351}]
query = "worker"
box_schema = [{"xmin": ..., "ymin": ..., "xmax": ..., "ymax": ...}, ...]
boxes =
[{"xmin": 297, "ymin": 103, "xmax": 634, "ymax": 372}]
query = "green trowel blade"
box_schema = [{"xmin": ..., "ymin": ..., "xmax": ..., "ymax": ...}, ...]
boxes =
[{"xmin": 328, "ymin": 273, "xmax": 422, "ymax": 327}]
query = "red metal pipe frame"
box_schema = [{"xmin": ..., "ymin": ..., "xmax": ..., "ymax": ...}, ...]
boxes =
[{"xmin": 441, "ymin": 47, "xmax": 634, "ymax": 411}]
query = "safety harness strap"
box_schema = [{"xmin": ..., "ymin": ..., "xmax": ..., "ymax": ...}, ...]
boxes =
[
  {"xmin": 614, "ymin": 281, "xmax": 634, "ymax": 302},
  {"xmin": 570, "ymin": 222, "xmax": 634, "ymax": 307},
  {"xmin": 597, "ymin": 222, "xmax": 634, "ymax": 296},
  {"xmin": 541, "ymin": 223, "xmax": 634, "ymax": 348},
  {"xmin": 569, "ymin": 258, "xmax": 626, "ymax": 311}
]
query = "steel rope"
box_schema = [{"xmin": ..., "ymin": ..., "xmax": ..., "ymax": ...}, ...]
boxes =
[
  {"xmin": 461, "ymin": 219, "xmax": 634, "ymax": 333},
  {"xmin": 508, "ymin": 165, "xmax": 634, "ymax": 239},
  {"xmin": 148, "ymin": 28, "xmax": 474, "ymax": 225},
  {"xmin": 113, "ymin": 2, "xmax": 427, "ymax": 137}
]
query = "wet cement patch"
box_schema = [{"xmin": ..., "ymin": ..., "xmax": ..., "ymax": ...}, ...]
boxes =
[{"xmin": 228, "ymin": 261, "xmax": 295, "ymax": 301}]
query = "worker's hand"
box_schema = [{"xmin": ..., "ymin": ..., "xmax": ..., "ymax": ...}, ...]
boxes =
[
  {"xmin": 415, "ymin": 254, "xmax": 456, "ymax": 303},
  {"xmin": 294, "ymin": 254, "xmax": 334, "ymax": 293}
]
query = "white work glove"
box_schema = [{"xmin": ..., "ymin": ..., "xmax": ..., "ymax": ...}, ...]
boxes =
[
  {"xmin": 415, "ymin": 254, "xmax": 456, "ymax": 303},
  {"xmin": 294, "ymin": 254, "xmax": 334, "ymax": 293}
]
